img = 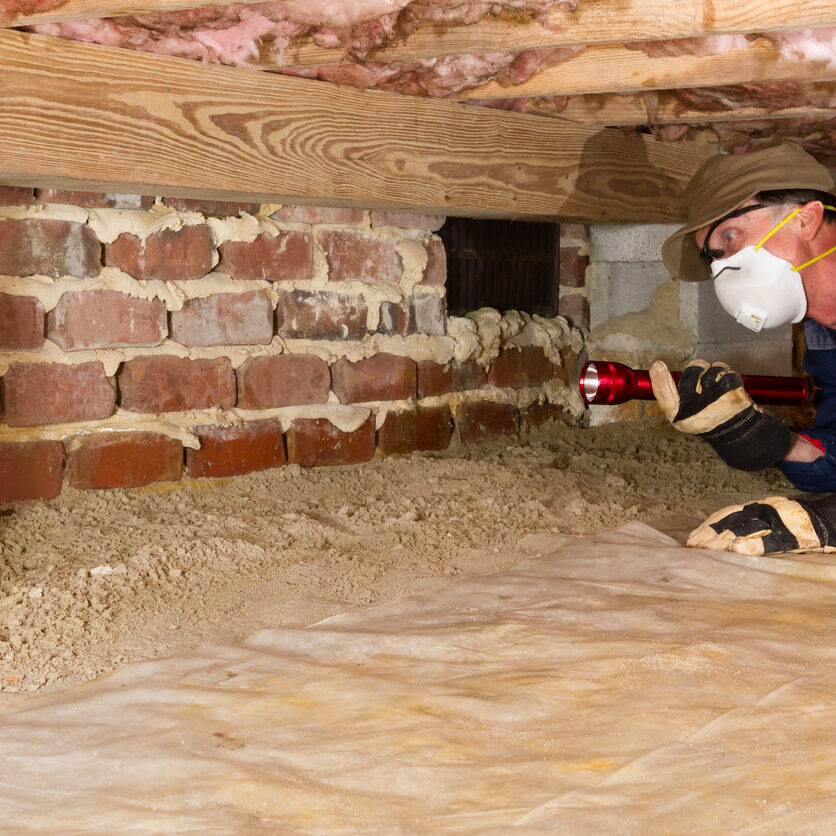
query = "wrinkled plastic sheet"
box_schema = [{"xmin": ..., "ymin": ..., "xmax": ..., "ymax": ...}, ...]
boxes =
[{"xmin": 3, "ymin": 523, "xmax": 836, "ymax": 834}]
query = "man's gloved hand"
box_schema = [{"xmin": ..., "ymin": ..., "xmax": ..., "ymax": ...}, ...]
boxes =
[
  {"xmin": 688, "ymin": 495, "xmax": 836, "ymax": 555},
  {"xmin": 649, "ymin": 359, "xmax": 793, "ymax": 471}
]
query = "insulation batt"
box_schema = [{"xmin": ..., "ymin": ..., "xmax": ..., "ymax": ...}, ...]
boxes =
[{"xmin": 0, "ymin": 0, "xmax": 63, "ymax": 26}]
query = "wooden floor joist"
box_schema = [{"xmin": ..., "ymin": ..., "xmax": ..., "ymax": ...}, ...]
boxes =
[
  {"xmin": 0, "ymin": 29, "xmax": 714, "ymax": 223},
  {"xmin": 459, "ymin": 39, "xmax": 836, "ymax": 101},
  {"xmin": 533, "ymin": 87, "xmax": 836, "ymax": 127}
]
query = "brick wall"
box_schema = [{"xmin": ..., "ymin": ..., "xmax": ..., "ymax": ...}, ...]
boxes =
[{"xmin": 0, "ymin": 188, "xmax": 585, "ymax": 504}]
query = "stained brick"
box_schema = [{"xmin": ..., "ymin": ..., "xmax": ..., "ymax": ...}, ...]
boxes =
[
  {"xmin": 0, "ymin": 294, "xmax": 44, "ymax": 351},
  {"xmin": 276, "ymin": 290, "xmax": 366, "ymax": 341},
  {"xmin": 377, "ymin": 301, "xmax": 409, "ymax": 336},
  {"xmin": 487, "ymin": 346, "xmax": 556, "ymax": 389},
  {"xmin": 271, "ymin": 205, "xmax": 364, "ymax": 224},
  {"xmin": 331, "ymin": 354, "xmax": 416, "ymax": 404},
  {"xmin": 219, "ymin": 231, "xmax": 312, "ymax": 281},
  {"xmin": 164, "ymin": 197, "xmax": 260, "ymax": 216},
  {"xmin": 0, "ymin": 186, "xmax": 34, "ymax": 206},
  {"xmin": 408, "ymin": 293, "xmax": 446, "ymax": 335},
  {"xmin": 559, "ymin": 246, "xmax": 588, "ymax": 288},
  {"xmin": 186, "ymin": 420, "xmax": 285, "ymax": 478},
  {"xmin": 417, "ymin": 404, "xmax": 453, "ymax": 451},
  {"xmin": 0, "ymin": 218, "xmax": 101, "ymax": 278},
  {"xmin": 319, "ymin": 231, "xmax": 401, "ymax": 283},
  {"xmin": 2, "ymin": 362, "xmax": 115, "ymax": 427},
  {"xmin": 66, "ymin": 432, "xmax": 182, "ymax": 489},
  {"xmin": 457, "ymin": 401, "xmax": 518, "ymax": 443},
  {"xmin": 236, "ymin": 354, "xmax": 330, "ymax": 409},
  {"xmin": 559, "ymin": 224, "xmax": 590, "ymax": 242},
  {"xmin": 170, "ymin": 291, "xmax": 273, "ymax": 347},
  {"xmin": 521, "ymin": 402, "xmax": 576, "ymax": 432},
  {"xmin": 119, "ymin": 356, "xmax": 235, "ymax": 413},
  {"xmin": 47, "ymin": 290, "xmax": 167, "ymax": 350},
  {"xmin": 286, "ymin": 416, "xmax": 375, "ymax": 467},
  {"xmin": 378, "ymin": 405, "xmax": 452, "ymax": 455},
  {"xmin": 453, "ymin": 360, "xmax": 487, "ymax": 391},
  {"xmin": 417, "ymin": 360, "xmax": 453, "ymax": 398},
  {"xmin": 420, "ymin": 237, "xmax": 447, "ymax": 287},
  {"xmin": 0, "ymin": 441, "xmax": 63, "ymax": 504},
  {"xmin": 370, "ymin": 211, "xmax": 445, "ymax": 231},
  {"xmin": 37, "ymin": 189, "xmax": 154, "ymax": 210},
  {"xmin": 106, "ymin": 225, "xmax": 214, "ymax": 281},
  {"xmin": 559, "ymin": 293, "xmax": 589, "ymax": 329}
]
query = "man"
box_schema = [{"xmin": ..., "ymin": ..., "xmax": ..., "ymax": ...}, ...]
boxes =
[{"xmin": 654, "ymin": 140, "xmax": 836, "ymax": 556}]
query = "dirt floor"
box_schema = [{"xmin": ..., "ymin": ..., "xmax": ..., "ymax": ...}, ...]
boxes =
[{"xmin": 0, "ymin": 419, "xmax": 796, "ymax": 697}]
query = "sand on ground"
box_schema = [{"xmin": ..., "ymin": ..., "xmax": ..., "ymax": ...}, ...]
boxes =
[{"xmin": 0, "ymin": 420, "xmax": 796, "ymax": 696}]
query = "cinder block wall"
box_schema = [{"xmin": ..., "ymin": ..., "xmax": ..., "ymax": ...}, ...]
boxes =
[
  {"xmin": 585, "ymin": 223, "xmax": 792, "ymax": 422},
  {"xmin": 0, "ymin": 186, "xmax": 585, "ymax": 504}
]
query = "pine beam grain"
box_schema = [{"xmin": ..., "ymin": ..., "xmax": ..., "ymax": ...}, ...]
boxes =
[{"xmin": 0, "ymin": 29, "xmax": 714, "ymax": 222}]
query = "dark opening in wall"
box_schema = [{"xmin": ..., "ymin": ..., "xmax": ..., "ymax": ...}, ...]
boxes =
[{"xmin": 439, "ymin": 218, "xmax": 559, "ymax": 317}]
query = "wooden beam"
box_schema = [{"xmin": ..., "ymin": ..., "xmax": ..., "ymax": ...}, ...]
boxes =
[
  {"xmin": 458, "ymin": 39, "xmax": 836, "ymax": 100},
  {"xmin": 533, "ymin": 86, "xmax": 836, "ymax": 127},
  {"xmin": 0, "ymin": 29, "xmax": 714, "ymax": 222},
  {"xmin": 7, "ymin": 0, "xmax": 836, "ymax": 64}
]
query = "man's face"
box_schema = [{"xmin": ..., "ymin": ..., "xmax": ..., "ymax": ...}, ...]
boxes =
[{"xmin": 695, "ymin": 200, "xmax": 788, "ymax": 264}]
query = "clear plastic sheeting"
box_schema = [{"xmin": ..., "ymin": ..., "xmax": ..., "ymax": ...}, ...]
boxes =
[{"xmin": 3, "ymin": 523, "xmax": 836, "ymax": 833}]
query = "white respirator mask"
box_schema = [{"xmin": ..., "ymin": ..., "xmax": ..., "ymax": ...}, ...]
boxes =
[{"xmin": 709, "ymin": 204, "xmax": 836, "ymax": 332}]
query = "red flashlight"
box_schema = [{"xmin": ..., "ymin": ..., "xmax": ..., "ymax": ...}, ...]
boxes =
[{"xmin": 579, "ymin": 360, "xmax": 812, "ymax": 407}]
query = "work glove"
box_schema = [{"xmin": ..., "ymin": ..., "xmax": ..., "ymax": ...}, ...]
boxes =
[
  {"xmin": 688, "ymin": 495, "xmax": 836, "ymax": 555},
  {"xmin": 649, "ymin": 359, "xmax": 793, "ymax": 471}
]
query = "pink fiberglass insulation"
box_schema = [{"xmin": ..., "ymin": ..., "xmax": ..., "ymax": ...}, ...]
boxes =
[
  {"xmin": 0, "ymin": 0, "xmax": 64, "ymax": 26},
  {"xmin": 277, "ymin": 45, "xmax": 583, "ymax": 97},
  {"xmin": 28, "ymin": 0, "xmax": 577, "ymax": 64}
]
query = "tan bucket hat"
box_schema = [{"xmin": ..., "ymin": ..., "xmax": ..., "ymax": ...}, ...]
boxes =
[{"xmin": 661, "ymin": 141, "xmax": 836, "ymax": 282}]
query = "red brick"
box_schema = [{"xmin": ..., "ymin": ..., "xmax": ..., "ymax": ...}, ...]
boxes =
[
  {"xmin": 331, "ymin": 354, "xmax": 416, "ymax": 404},
  {"xmin": 164, "ymin": 197, "xmax": 260, "ymax": 216},
  {"xmin": 559, "ymin": 224, "xmax": 590, "ymax": 242},
  {"xmin": 408, "ymin": 293, "xmax": 446, "ymax": 335},
  {"xmin": 270, "ymin": 205, "xmax": 364, "ymax": 224},
  {"xmin": 559, "ymin": 293, "xmax": 589, "ymax": 329},
  {"xmin": 370, "ymin": 211, "xmax": 445, "ymax": 231},
  {"xmin": 0, "ymin": 294, "xmax": 44, "ymax": 350},
  {"xmin": 487, "ymin": 346, "xmax": 556, "ymax": 389},
  {"xmin": 457, "ymin": 401, "xmax": 519, "ymax": 443},
  {"xmin": 559, "ymin": 246, "xmax": 588, "ymax": 288},
  {"xmin": 236, "ymin": 354, "xmax": 330, "ymax": 409},
  {"xmin": 0, "ymin": 218, "xmax": 101, "ymax": 278},
  {"xmin": 0, "ymin": 186, "xmax": 34, "ymax": 206},
  {"xmin": 453, "ymin": 360, "xmax": 487, "ymax": 391},
  {"xmin": 2, "ymin": 362, "xmax": 115, "ymax": 427},
  {"xmin": 170, "ymin": 291, "xmax": 272, "ymax": 347},
  {"xmin": 417, "ymin": 404, "xmax": 453, "ymax": 451},
  {"xmin": 105, "ymin": 225, "xmax": 214, "ymax": 281},
  {"xmin": 420, "ymin": 237, "xmax": 446, "ymax": 287},
  {"xmin": 0, "ymin": 441, "xmax": 63, "ymax": 504},
  {"xmin": 319, "ymin": 231, "xmax": 401, "ymax": 284},
  {"xmin": 287, "ymin": 416, "xmax": 375, "ymax": 467},
  {"xmin": 37, "ymin": 189, "xmax": 154, "ymax": 210},
  {"xmin": 377, "ymin": 409, "xmax": 416, "ymax": 456},
  {"xmin": 66, "ymin": 432, "xmax": 182, "ymax": 490},
  {"xmin": 186, "ymin": 420, "xmax": 285, "ymax": 478},
  {"xmin": 417, "ymin": 361, "xmax": 453, "ymax": 398},
  {"xmin": 380, "ymin": 405, "xmax": 453, "ymax": 455},
  {"xmin": 47, "ymin": 290, "xmax": 167, "ymax": 350},
  {"xmin": 118, "ymin": 356, "xmax": 235, "ymax": 413},
  {"xmin": 219, "ymin": 231, "xmax": 312, "ymax": 281},
  {"xmin": 276, "ymin": 290, "xmax": 366, "ymax": 340},
  {"xmin": 521, "ymin": 402, "xmax": 576, "ymax": 432},
  {"xmin": 377, "ymin": 301, "xmax": 409, "ymax": 336}
]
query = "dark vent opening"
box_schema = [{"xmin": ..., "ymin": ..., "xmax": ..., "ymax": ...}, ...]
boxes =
[{"xmin": 439, "ymin": 217, "xmax": 559, "ymax": 317}]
